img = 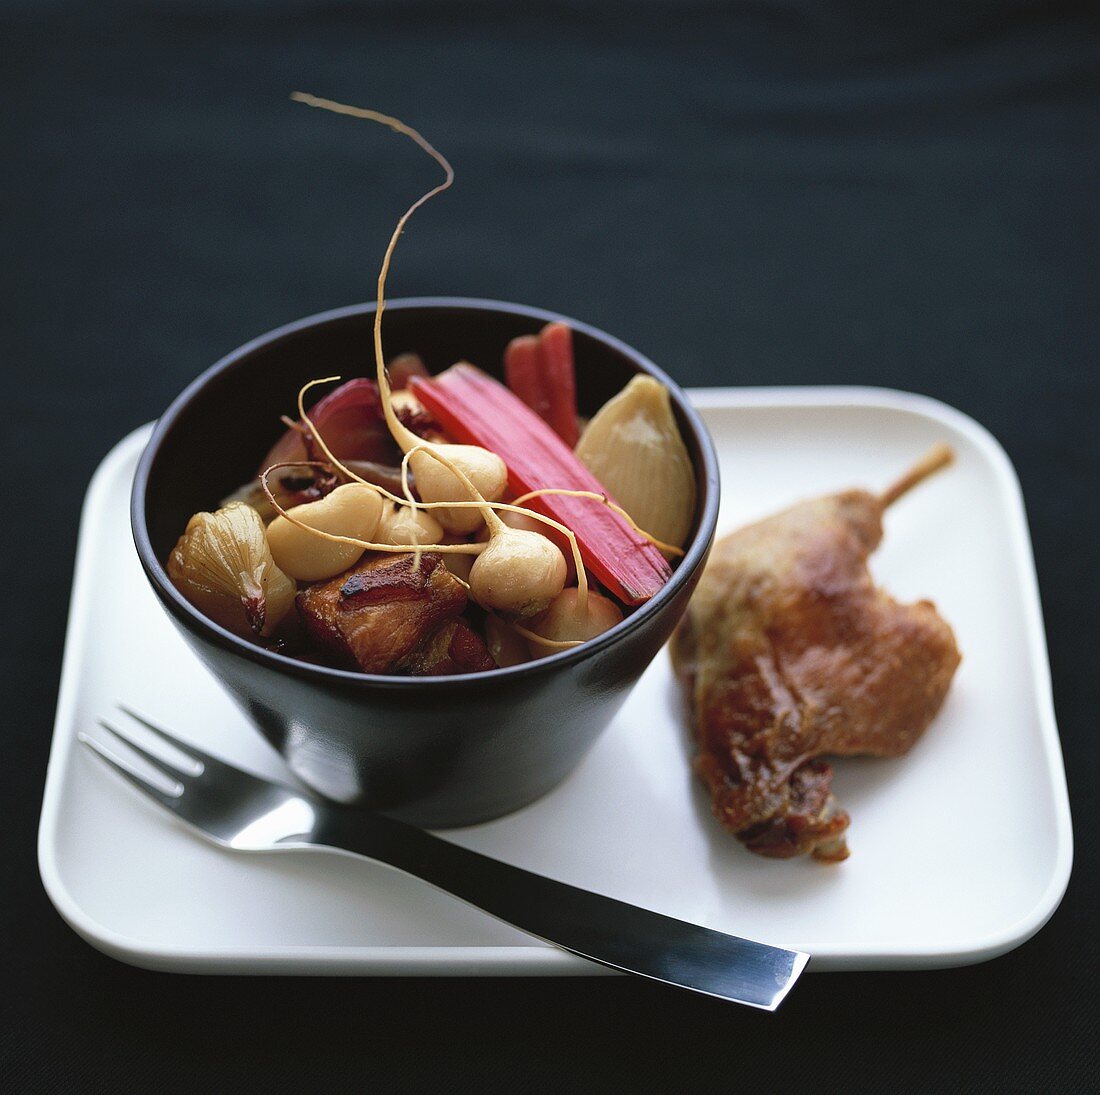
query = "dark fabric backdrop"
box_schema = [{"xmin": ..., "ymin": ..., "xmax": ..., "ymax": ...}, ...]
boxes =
[{"xmin": 4, "ymin": 2, "xmax": 1097, "ymax": 1091}]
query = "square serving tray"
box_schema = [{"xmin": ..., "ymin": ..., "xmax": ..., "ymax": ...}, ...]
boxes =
[{"xmin": 38, "ymin": 387, "xmax": 1072, "ymax": 974}]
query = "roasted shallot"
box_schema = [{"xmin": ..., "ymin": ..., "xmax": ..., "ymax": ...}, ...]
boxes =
[
  {"xmin": 575, "ymin": 374, "xmax": 696, "ymax": 551},
  {"xmin": 168, "ymin": 502, "xmax": 295, "ymax": 639}
]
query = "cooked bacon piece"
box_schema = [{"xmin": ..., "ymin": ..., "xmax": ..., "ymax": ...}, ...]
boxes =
[
  {"xmin": 401, "ymin": 618, "xmax": 496, "ymax": 676},
  {"xmin": 671, "ymin": 463, "xmax": 960, "ymax": 862},
  {"xmin": 296, "ymin": 552, "xmax": 467, "ymax": 674}
]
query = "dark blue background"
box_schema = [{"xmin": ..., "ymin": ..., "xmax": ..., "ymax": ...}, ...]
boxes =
[{"xmin": 4, "ymin": 2, "xmax": 1096, "ymax": 1090}]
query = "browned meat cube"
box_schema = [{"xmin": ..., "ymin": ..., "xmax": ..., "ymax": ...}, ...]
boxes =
[
  {"xmin": 297, "ymin": 552, "xmax": 467, "ymax": 674},
  {"xmin": 401, "ymin": 618, "xmax": 496, "ymax": 676}
]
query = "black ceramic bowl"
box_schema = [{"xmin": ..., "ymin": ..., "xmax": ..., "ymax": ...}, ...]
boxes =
[{"xmin": 132, "ymin": 298, "xmax": 720, "ymax": 826}]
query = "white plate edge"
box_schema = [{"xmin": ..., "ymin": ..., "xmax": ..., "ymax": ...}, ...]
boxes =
[{"xmin": 37, "ymin": 387, "xmax": 1074, "ymax": 974}]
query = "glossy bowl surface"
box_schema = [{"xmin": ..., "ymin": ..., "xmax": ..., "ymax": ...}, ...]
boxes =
[{"xmin": 132, "ymin": 298, "xmax": 720, "ymax": 825}]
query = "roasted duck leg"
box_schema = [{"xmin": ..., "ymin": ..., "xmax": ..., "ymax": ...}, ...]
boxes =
[{"xmin": 671, "ymin": 446, "xmax": 961, "ymax": 862}]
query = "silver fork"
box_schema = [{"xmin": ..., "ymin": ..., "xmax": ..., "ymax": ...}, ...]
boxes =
[{"xmin": 80, "ymin": 706, "xmax": 808, "ymax": 1009}]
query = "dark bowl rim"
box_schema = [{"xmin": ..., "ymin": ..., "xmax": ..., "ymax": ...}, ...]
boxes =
[{"xmin": 131, "ymin": 296, "xmax": 721, "ymax": 690}]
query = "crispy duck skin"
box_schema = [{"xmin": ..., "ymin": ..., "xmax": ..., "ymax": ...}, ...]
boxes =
[
  {"xmin": 297, "ymin": 552, "xmax": 467, "ymax": 674},
  {"xmin": 671, "ymin": 447, "xmax": 961, "ymax": 862}
]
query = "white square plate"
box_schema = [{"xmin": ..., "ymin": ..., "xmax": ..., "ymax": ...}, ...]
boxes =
[{"xmin": 39, "ymin": 387, "xmax": 1072, "ymax": 974}]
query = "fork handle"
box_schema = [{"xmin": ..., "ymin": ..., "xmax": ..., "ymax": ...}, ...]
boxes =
[{"xmin": 313, "ymin": 809, "xmax": 807, "ymax": 1010}]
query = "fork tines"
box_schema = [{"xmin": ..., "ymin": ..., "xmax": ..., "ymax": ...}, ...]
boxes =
[{"xmin": 78, "ymin": 706, "xmax": 210, "ymax": 807}]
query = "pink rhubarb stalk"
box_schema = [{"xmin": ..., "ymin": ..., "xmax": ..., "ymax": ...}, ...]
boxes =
[
  {"xmin": 410, "ymin": 365, "xmax": 671, "ymax": 604},
  {"xmin": 503, "ymin": 322, "xmax": 579, "ymax": 447}
]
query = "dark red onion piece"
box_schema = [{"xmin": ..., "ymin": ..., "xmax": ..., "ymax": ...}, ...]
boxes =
[{"xmin": 257, "ymin": 378, "xmax": 398, "ymax": 474}]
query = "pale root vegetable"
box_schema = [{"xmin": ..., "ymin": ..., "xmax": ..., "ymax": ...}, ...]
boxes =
[
  {"xmin": 469, "ymin": 528, "xmax": 567, "ymax": 617},
  {"xmin": 485, "ymin": 614, "xmax": 531, "ymax": 667},
  {"xmin": 377, "ymin": 501, "xmax": 444, "ymax": 547},
  {"xmin": 267, "ymin": 483, "xmax": 383, "ymax": 580},
  {"xmin": 395, "ymin": 438, "xmax": 585, "ymax": 618},
  {"xmin": 525, "ymin": 587, "xmax": 624, "ymax": 647},
  {"xmin": 167, "ymin": 502, "xmax": 295, "ymax": 639},
  {"xmin": 286, "ymin": 95, "xmax": 593, "ymax": 630},
  {"xmin": 408, "ymin": 444, "xmax": 507, "ymax": 534},
  {"xmin": 499, "ymin": 508, "xmax": 576, "ymax": 584}
]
